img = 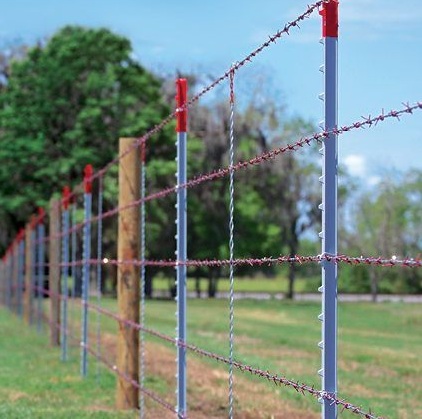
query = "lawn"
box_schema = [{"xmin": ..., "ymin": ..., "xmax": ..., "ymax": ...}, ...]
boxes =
[{"xmin": 1, "ymin": 298, "xmax": 421, "ymax": 418}]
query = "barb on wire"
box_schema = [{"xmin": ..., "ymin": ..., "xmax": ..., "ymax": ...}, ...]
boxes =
[
  {"xmin": 83, "ymin": 301, "xmax": 383, "ymax": 419},
  {"xmin": 76, "ymin": 101, "xmax": 422, "ymax": 226}
]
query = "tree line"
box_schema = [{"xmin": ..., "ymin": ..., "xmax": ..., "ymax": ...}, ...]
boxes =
[{"xmin": 0, "ymin": 26, "xmax": 420, "ymax": 299}]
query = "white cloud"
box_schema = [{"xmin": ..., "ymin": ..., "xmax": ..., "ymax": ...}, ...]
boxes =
[
  {"xmin": 343, "ymin": 154, "xmax": 366, "ymax": 177},
  {"xmin": 367, "ymin": 175, "xmax": 381, "ymax": 186}
]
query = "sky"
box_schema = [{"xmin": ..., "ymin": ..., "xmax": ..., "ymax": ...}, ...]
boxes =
[{"xmin": 1, "ymin": 0, "xmax": 421, "ymax": 184}]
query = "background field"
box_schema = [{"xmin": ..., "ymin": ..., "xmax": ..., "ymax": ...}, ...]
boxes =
[{"xmin": 1, "ymin": 299, "xmax": 421, "ymax": 418}]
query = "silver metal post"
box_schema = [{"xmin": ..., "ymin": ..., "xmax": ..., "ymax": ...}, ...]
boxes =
[
  {"xmin": 37, "ymin": 220, "xmax": 45, "ymax": 332},
  {"xmin": 175, "ymin": 78, "xmax": 188, "ymax": 418},
  {"xmin": 61, "ymin": 196, "xmax": 70, "ymax": 361},
  {"xmin": 71, "ymin": 203, "xmax": 77, "ymax": 301},
  {"xmin": 319, "ymin": 2, "xmax": 338, "ymax": 418},
  {"xmin": 81, "ymin": 167, "xmax": 93, "ymax": 377},
  {"xmin": 18, "ymin": 238, "xmax": 25, "ymax": 317}
]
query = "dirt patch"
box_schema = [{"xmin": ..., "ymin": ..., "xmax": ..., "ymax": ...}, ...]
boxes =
[
  {"xmin": 8, "ymin": 391, "xmax": 27, "ymax": 402},
  {"xmin": 100, "ymin": 335, "xmax": 318, "ymax": 418}
]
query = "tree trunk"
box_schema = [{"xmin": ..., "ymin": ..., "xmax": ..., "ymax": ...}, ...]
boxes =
[
  {"xmin": 195, "ymin": 276, "xmax": 201, "ymax": 298},
  {"xmin": 207, "ymin": 269, "xmax": 218, "ymax": 298},
  {"xmin": 145, "ymin": 270, "xmax": 153, "ymax": 299},
  {"xmin": 370, "ymin": 267, "xmax": 378, "ymax": 303},
  {"xmin": 286, "ymin": 262, "xmax": 297, "ymax": 299}
]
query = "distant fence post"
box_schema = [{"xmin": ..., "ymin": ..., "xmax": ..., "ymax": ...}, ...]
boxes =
[
  {"xmin": 5, "ymin": 248, "xmax": 12, "ymax": 309},
  {"xmin": 49, "ymin": 199, "xmax": 61, "ymax": 346},
  {"xmin": 23, "ymin": 217, "xmax": 35, "ymax": 325},
  {"xmin": 12, "ymin": 235, "xmax": 19, "ymax": 314},
  {"xmin": 81, "ymin": 164, "xmax": 93, "ymax": 377},
  {"xmin": 319, "ymin": 2, "xmax": 339, "ymax": 419},
  {"xmin": 17, "ymin": 230, "xmax": 25, "ymax": 318},
  {"xmin": 175, "ymin": 78, "xmax": 188, "ymax": 418},
  {"xmin": 116, "ymin": 137, "xmax": 140, "ymax": 409},
  {"xmin": 37, "ymin": 208, "xmax": 46, "ymax": 333},
  {"xmin": 61, "ymin": 187, "xmax": 71, "ymax": 361}
]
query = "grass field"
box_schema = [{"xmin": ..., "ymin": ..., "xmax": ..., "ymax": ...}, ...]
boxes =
[
  {"xmin": 0, "ymin": 299, "xmax": 421, "ymax": 418},
  {"xmin": 151, "ymin": 273, "xmax": 319, "ymax": 293}
]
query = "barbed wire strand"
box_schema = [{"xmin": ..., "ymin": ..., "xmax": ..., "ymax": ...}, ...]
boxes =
[
  {"xmin": 228, "ymin": 68, "xmax": 236, "ymax": 419},
  {"xmin": 50, "ymin": 253, "xmax": 422, "ymax": 270}
]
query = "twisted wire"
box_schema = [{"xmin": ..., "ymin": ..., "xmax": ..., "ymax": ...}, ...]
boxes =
[{"xmin": 228, "ymin": 69, "xmax": 236, "ymax": 419}]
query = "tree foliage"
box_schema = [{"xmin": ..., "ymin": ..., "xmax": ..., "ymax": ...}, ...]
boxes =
[{"xmin": 0, "ymin": 26, "xmax": 172, "ymax": 238}]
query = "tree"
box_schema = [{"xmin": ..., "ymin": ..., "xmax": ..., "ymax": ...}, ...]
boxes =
[
  {"xmin": 346, "ymin": 171, "xmax": 422, "ymax": 300},
  {"xmin": 0, "ymin": 26, "xmax": 173, "ymax": 252}
]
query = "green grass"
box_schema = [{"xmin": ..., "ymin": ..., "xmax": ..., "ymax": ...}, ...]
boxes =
[
  {"xmin": 151, "ymin": 273, "xmax": 319, "ymax": 293},
  {"xmin": 2, "ymin": 300, "xmax": 421, "ymax": 418},
  {"xmin": 0, "ymin": 309, "xmax": 137, "ymax": 418},
  {"xmin": 112, "ymin": 298, "xmax": 421, "ymax": 418}
]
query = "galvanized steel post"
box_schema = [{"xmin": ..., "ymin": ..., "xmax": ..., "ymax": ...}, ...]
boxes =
[
  {"xmin": 81, "ymin": 165, "xmax": 93, "ymax": 376},
  {"xmin": 319, "ymin": 2, "xmax": 339, "ymax": 418},
  {"xmin": 17, "ymin": 230, "xmax": 25, "ymax": 317},
  {"xmin": 37, "ymin": 208, "xmax": 45, "ymax": 333},
  {"xmin": 61, "ymin": 187, "xmax": 71, "ymax": 361},
  {"xmin": 175, "ymin": 78, "xmax": 188, "ymax": 418}
]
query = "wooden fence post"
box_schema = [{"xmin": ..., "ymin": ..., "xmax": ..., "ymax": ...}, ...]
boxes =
[
  {"xmin": 23, "ymin": 218, "xmax": 34, "ymax": 325},
  {"xmin": 116, "ymin": 137, "xmax": 140, "ymax": 409},
  {"xmin": 49, "ymin": 199, "xmax": 61, "ymax": 346}
]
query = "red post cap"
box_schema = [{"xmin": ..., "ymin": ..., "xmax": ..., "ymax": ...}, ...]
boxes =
[
  {"xmin": 176, "ymin": 78, "xmax": 188, "ymax": 133},
  {"xmin": 84, "ymin": 164, "xmax": 93, "ymax": 194},
  {"xmin": 38, "ymin": 207, "xmax": 45, "ymax": 223},
  {"xmin": 320, "ymin": 0, "xmax": 339, "ymax": 38},
  {"xmin": 62, "ymin": 186, "xmax": 71, "ymax": 210},
  {"xmin": 18, "ymin": 228, "xmax": 25, "ymax": 240}
]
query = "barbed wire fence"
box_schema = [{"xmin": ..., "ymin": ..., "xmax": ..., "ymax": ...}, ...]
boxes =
[{"xmin": 0, "ymin": 1, "xmax": 421, "ymax": 418}]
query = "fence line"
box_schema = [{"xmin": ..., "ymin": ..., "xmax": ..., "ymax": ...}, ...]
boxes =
[{"xmin": 0, "ymin": 1, "xmax": 420, "ymax": 418}]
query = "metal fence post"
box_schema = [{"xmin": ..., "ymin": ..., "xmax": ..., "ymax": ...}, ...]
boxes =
[
  {"xmin": 319, "ymin": 2, "xmax": 339, "ymax": 419},
  {"xmin": 17, "ymin": 230, "xmax": 25, "ymax": 317},
  {"xmin": 37, "ymin": 208, "xmax": 46, "ymax": 333},
  {"xmin": 24, "ymin": 218, "xmax": 35, "ymax": 325},
  {"xmin": 61, "ymin": 187, "xmax": 71, "ymax": 361},
  {"xmin": 81, "ymin": 165, "xmax": 93, "ymax": 376},
  {"xmin": 175, "ymin": 78, "xmax": 188, "ymax": 418},
  {"xmin": 6, "ymin": 248, "xmax": 12, "ymax": 310},
  {"xmin": 49, "ymin": 198, "xmax": 61, "ymax": 346},
  {"xmin": 12, "ymin": 237, "xmax": 19, "ymax": 314}
]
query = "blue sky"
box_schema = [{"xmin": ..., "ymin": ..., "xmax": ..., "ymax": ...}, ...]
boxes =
[{"xmin": 1, "ymin": 0, "xmax": 422, "ymax": 182}]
